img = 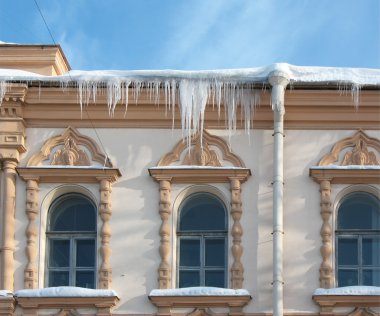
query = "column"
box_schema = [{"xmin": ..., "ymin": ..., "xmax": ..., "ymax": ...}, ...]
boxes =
[
  {"xmin": 99, "ymin": 179, "xmax": 112, "ymax": 289},
  {"xmin": 24, "ymin": 178, "xmax": 39, "ymax": 289},
  {"xmin": 158, "ymin": 179, "xmax": 172, "ymax": 289},
  {"xmin": 319, "ymin": 179, "xmax": 333, "ymax": 288},
  {"xmin": 229, "ymin": 177, "xmax": 244, "ymax": 289},
  {"xmin": 1, "ymin": 160, "xmax": 17, "ymax": 291}
]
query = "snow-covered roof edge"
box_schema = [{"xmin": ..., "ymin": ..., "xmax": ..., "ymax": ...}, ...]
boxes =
[
  {"xmin": 0, "ymin": 63, "xmax": 379, "ymax": 86},
  {"xmin": 314, "ymin": 286, "xmax": 380, "ymax": 296},
  {"xmin": 149, "ymin": 287, "xmax": 250, "ymax": 296}
]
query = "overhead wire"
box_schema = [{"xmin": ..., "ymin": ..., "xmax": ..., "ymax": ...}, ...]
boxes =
[{"xmin": 33, "ymin": 0, "xmax": 112, "ymax": 167}]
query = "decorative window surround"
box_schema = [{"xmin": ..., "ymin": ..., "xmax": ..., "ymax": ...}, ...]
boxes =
[
  {"xmin": 16, "ymin": 127, "xmax": 121, "ymax": 289},
  {"xmin": 310, "ymin": 130, "xmax": 380, "ymax": 289},
  {"xmin": 149, "ymin": 130, "xmax": 251, "ymax": 291}
]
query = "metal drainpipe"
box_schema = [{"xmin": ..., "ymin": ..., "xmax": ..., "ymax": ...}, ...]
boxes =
[{"xmin": 269, "ymin": 71, "xmax": 289, "ymax": 316}]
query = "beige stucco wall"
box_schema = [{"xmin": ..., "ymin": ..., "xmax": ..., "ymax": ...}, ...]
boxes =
[{"xmin": 11, "ymin": 127, "xmax": 380, "ymax": 314}]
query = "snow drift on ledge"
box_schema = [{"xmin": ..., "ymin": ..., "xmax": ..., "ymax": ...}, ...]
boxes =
[
  {"xmin": 314, "ymin": 286, "xmax": 380, "ymax": 296},
  {"xmin": 149, "ymin": 287, "xmax": 250, "ymax": 296},
  {"xmin": 15, "ymin": 287, "xmax": 118, "ymax": 297},
  {"xmin": 0, "ymin": 290, "xmax": 12, "ymax": 297}
]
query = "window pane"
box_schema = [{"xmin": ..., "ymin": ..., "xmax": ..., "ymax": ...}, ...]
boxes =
[
  {"xmin": 338, "ymin": 238, "xmax": 358, "ymax": 265},
  {"xmin": 205, "ymin": 238, "xmax": 225, "ymax": 267},
  {"xmin": 50, "ymin": 240, "xmax": 70, "ymax": 267},
  {"xmin": 76, "ymin": 271, "xmax": 95, "ymax": 288},
  {"xmin": 338, "ymin": 269, "xmax": 358, "ymax": 287},
  {"xmin": 205, "ymin": 270, "xmax": 225, "ymax": 288},
  {"xmin": 180, "ymin": 239, "xmax": 200, "ymax": 267},
  {"xmin": 49, "ymin": 271, "xmax": 69, "ymax": 287},
  {"xmin": 76, "ymin": 239, "xmax": 96, "ymax": 267},
  {"xmin": 338, "ymin": 193, "xmax": 380, "ymax": 230},
  {"xmin": 363, "ymin": 269, "xmax": 380, "ymax": 286},
  {"xmin": 179, "ymin": 193, "xmax": 226, "ymax": 231},
  {"xmin": 179, "ymin": 270, "xmax": 200, "ymax": 288},
  {"xmin": 363, "ymin": 237, "xmax": 380, "ymax": 266},
  {"xmin": 50, "ymin": 195, "xmax": 96, "ymax": 231}
]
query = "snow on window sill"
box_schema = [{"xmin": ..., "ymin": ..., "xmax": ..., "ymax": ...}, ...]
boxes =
[
  {"xmin": 0, "ymin": 290, "xmax": 13, "ymax": 297},
  {"xmin": 314, "ymin": 286, "xmax": 380, "ymax": 296},
  {"xmin": 149, "ymin": 286, "xmax": 250, "ymax": 296},
  {"xmin": 310, "ymin": 165, "xmax": 380, "ymax": 170},
  {"xmin": 15, "ymin": 286, "xmax": 118, "ymax": 297}
]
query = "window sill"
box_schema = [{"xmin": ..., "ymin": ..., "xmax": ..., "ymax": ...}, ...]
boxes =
[
  {"xmin": 0, "ymin": 295, "xmax": 15, "ymax": 316},
  {"xmin": 15, "ymin": 288, "xmax": 119, "ymax": 316},
  {"xmin": 149, "ymin": 288, "xmax": 251, "ymax": 316},
  {"xmin": 313, "ymin": 294, "xmax": 380, "ymax": 315}
]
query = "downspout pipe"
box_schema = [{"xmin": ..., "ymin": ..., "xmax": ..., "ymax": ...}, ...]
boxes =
[{"xmin": 269, "ymin": 71, "xmax": 289, "ymax": 316}]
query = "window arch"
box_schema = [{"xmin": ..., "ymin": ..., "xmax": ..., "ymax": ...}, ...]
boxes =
[
  {"xmin": 336, "ymin": 191, "xmax": 380, "ymax": 287},
  {"xmin": 46, "ymin": 193, "xmax": 97, "ymax": 288},
  {"xmin": 177, "ymin": 192, "xmax": 228, "ymax": 288}
]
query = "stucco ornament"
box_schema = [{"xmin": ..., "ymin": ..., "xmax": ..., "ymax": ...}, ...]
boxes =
[{"xmin": 51, "ymin": 137, "xmax": 91, "ymax": 166}]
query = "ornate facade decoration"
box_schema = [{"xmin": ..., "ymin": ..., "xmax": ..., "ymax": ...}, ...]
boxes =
[
  {"xmin": 318, "ymin": 130, "xmax": 380, "ymax": 166},
  {"xmin": 27, "ymin": 126, "xmax": 113, "ymax": 167},
  {"xmin": 158, "ymin": 130, "xmax": 245, "ymax": 167},
  {"xmin": 17, "ymin": 127, "xmax": 121, "ymax": 289},
  {"xmin": 51, "ymin": 137, "xmax": 91, "ymax": 166},
  {"xmin": 310, "ymin": 130, "xmax": 380, "ymax": 289},
  {"xmin": 150, "ymin": 130, "xmax": 250, "ymax": 290}
]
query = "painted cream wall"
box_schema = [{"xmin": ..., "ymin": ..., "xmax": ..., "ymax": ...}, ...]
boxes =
[{"xmin": 12, "ymin": 127, "xmax": 380, "ymax": 314}]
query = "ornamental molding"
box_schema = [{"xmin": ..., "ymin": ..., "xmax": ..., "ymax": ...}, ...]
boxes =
[
  {"xmin": 27, "ymin": 126, "xmax": 112, "ymax": 167},
  {"xmin": 318, "ymin": 130, "xmax": 380, "ymax": 166},
  {"xmin": 157, "ymin": 130, "xmax": 245, "ymax": 168}
]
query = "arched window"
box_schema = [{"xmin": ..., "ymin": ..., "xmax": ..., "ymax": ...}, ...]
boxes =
[
  {"xmin": 47, "ymin": 193, "xmax": 97, "ymax": 288},
  {"xmin": 178, "ymin": 192, "xmax": 227, "ymax": 288},
  {"xmin": 336, "ymin": 191, "xmax": 380, "ymax": 287}
]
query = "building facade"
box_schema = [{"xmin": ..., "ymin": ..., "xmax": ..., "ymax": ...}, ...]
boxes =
[{"xmin": 0, "ymin": 44, "xmax": 379, "ymax": 316}]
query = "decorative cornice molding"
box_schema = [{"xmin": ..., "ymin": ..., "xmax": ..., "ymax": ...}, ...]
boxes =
[
  {"xmin": 318, "ymin": 130, "xmax": 380, "ymax": 166},
  {"xmin": 17, "ymin": 167, "xmax": 121, "ymax": 183},
  {"xmin": 309, "ymin": 168, "xmax": 380, "ymax": 184},
  {"xmin": 27, "ymin": 126, "xmax": 113, "ymax": 167},
  {"xmin": 149, "ymin": 167, "xmax": 251, "ymax": 184},
  {"xmin": 158, "ymin": 130, "xmax": 245, "ymax": 167}
]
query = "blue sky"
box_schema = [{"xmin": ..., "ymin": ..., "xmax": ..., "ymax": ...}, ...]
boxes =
[{"xmin": 0, "ymin": 0, "xmax": 379, "ymax": 70}]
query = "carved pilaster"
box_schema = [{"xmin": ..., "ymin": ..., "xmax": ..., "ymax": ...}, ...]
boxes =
[
  {"xmin": 99, "ymin": 179, "xmax": 112, "ymax": 289},
  {"xmin": 1, "ymin": 160, "xmax": 17, "ymax": 291},
  {"xmin": 319, "ymin": 179, "xmax": 333, "ymax": 288},
  {"xmin": 158, "ymin": 180, "xmax": 172, "ymax": 289},
  {"xmin": 229, "ymin": 178, "xmax": 244, "ymax": 289},
  {"xmin": 24, "ymin": 179, "xmax": 40, "ymax": 289}
]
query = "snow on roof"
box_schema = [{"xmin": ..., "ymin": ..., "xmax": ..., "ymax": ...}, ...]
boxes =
[
  {"xmin": 15, "ymin": 287, "xmax": 118, "ymax": 297},
  {"xmin": 149, "ymin": 287, "xmax": 250, "ymax": 296},
  {"xmin": 310, "ymin": 165, "xmax": 380, "ymax": 170},
  {"xmin": 314, "ymin": 286, "xmax": 380, "ymax": 296},
  {"xmin": 1, "ymin": 63, "xmax": 379, "ymax": 85},
  {"xmin": 0, "ymin": 290, "xmax": 13, "ymax": 297}
]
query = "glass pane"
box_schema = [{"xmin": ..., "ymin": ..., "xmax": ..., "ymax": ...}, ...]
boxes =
[
  {"xmin": 49, "ymin": 239, "xmax": 70, "ymax": 267},
  {"xmin": 76, "ymin": 239, "xmax": 96, "ymax": 267},
  {"xmin": 363, "ymin": 269, "xmax": 380, "ymax": 286},
  {"xmin": 179, "ymin": 193, "xmax": 226, "ymax": 231},
  {"xmin": 179, "ymin": 270, "xmax": 200, "ymax": 288},
  {"xmin": 338, "ymin": 193, "xmax": 380, "ymax": 230},
  {"xmin": 49, "ymin": 271, "xmax": 69, "ymax": 287},
  {"xmin": 363, "ymin": 237, "xmax": 380, "ymax": 266},
  {"xmin": 205, "ymin": 270, "xmax": 225, "ymax": 288},
  {"xmin": 50, "ymin": 195, "xmax": 96, "ymax": 231},
  {"xmin": 205, "ymin": 238, "xmax": 225, "ymax": 267},
  {"xmin": 338, "ymin": 269, "xmax": 358, "ymax": 287},
  {"xmin": 76, "ymin": 271, "xmax": 95, "ymax": 288},
  {"xmin": 180, "ymin": 239, "xmax": 200, "ymax": 267},
  {"xmin": 338, "ymin": 238, "xmax": 358, "ymax": 265}
]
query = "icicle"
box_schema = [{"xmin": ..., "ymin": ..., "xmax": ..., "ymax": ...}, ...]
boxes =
[
  {"xmin": 107, "ymin": 80, "xmax": 122, "ymax": 115},
  {"xmin": 351, "ymin": 83, "xmax": 361, "ymax": 110},
  {"xmin": 0, "ymin": 81, "xmax": 8, "ymax": 106}
]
